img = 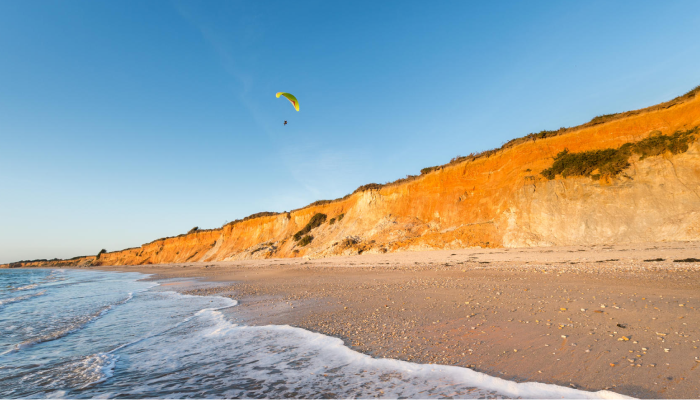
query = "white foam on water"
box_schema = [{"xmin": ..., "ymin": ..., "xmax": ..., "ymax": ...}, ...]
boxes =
[
  {"xmin": 212, "ymin": 310, "xmax": 631, "ymax": 399},
  {"xmin": 18, "ymin": 353, "xmax": 120, "ymax": 391},
  {"xmin": 102, "ymin": 296, "xmax": 238, "ymax": 357},
  {"xmin": 14, "ymin": 283, "xmax": 38, "ymax": 291},
  {"xmin": 1, "ymin": 293, "xmax": 134, "ymax": 356},
  {"xmin": 43, "ymin": 390, "xmax": 67, "ymax": 399},
  {"xmin": 94, "ymin": 299, "xmax": 630, "ymax": 399},
  {"xmin": 0, "ymin": 290, "xmax": 47, "ymax": 308},
  {"xmin": 74, "ymin": 353, "xmax": 120, "ymax": 388}
]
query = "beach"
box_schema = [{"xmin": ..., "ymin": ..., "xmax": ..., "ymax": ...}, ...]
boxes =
[{"xmin": 78, "ymin": 241, "xmax": 700, "ymax": 399}]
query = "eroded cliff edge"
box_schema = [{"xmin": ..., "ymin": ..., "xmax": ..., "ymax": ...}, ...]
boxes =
[{"xmin": 6, "ymin": 88, "xmax": 700, "ymax": 268}]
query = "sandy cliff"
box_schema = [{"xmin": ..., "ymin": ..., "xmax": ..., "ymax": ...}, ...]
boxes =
[{"xmin": 6, "ymin": 87, "xmax": 700, "ymax": 268}]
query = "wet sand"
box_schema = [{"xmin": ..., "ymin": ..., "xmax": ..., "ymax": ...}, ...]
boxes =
[{"xmin": 85, "ymin": 242, "xmax": 700, "ymax": 399}]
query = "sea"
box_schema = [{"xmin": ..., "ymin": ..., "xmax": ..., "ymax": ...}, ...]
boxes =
[{"xmin": 0, "ymin": 269, "xmax": 628, "ymax": 399}]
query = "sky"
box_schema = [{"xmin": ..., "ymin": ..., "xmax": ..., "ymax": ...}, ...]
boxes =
[{"xmin": 1, "ymin": 1, "xmax": 700, "ymax": 263}]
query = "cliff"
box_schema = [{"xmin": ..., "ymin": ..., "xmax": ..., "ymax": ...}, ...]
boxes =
[{"xmin": 5, "ymin": 86, "xmax": 700, "ymax": 268}]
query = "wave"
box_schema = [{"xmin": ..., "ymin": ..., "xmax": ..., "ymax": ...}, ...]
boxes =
[
  {"xmin": 78, "ymin": 352, "xmax": 119, "ymax": 388},
  {"xmin": 43, "ymin": 270, "xmax": 66, "ymax": 283},
  {"xmin": 5, "ymin": 353, "xmax": 119, "ymax": 394},
  {"xmin": 91, "ymin": 291, "xmax": 627, "ymax": 399},
  {"xmin": 0, "ymin": 291, "xmax": 47, "ymax": 308},
  {"xmin": 8, "ymin": 270, "xmax": 67, "ymax": 293},
  {"xmin": 55, "ymin": 353, "xmax": 120, "ymax": 389},
  {"xmin": 13, "ymin": 284, "xmax": 38, "ymax": 291},
  {"xmin": 1, "ymin": 293, "xmax": 134, "ymax": 356},
  {"xmin": 195, "ymin": 309, "xmax": 631, "ymax": 399},
  {"xmin": 104, "ymin": 295, "xmax": 238, "ymax": 356}
]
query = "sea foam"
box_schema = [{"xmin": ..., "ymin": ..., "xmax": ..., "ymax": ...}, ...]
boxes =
[
  {"xmin": 2, "ymin": 293, "xmax": 134, "ymax": 355},
  {"xmin": 90, "ymin": 297, "xmax": 630, "ymax": 399},
  {"xmin": 0, "ymin": 290, "xmax": 46, "ymax": 308}
]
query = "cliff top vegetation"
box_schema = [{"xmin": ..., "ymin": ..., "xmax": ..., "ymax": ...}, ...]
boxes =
[{"xmin": 541, "ymin": 127, "xmax": 699, "ymax": 180}]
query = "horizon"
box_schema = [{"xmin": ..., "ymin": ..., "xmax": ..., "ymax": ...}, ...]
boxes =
[{"xmin": 2, "ymin": 1, "xmax": 700, "ymax": 263}]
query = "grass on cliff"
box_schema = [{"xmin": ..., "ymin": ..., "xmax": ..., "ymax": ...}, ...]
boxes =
[
  {"xmin": 298, "ymin": 235, "xmax": 314, "ymax": 247},
  {"xmin": 329, "ymin": 213, "xmax": 345, "ymax": 225},
  {"xmin": 541, "ymin": 127, "xmax": 698, "ymax": 180},
  {"xmin": 293, "ymin": 213, "xmax": 327, "ymax": 242}
]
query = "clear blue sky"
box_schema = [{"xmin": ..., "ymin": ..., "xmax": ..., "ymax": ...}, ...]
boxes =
[{"xmin": 2, "ymin": 1, "xmax": 699, "ymax": 263}]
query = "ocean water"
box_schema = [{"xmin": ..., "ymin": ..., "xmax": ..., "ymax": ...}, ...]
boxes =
[{"xmin": 0, "ymin": 269, "xmax": 629, "ymax": 399}]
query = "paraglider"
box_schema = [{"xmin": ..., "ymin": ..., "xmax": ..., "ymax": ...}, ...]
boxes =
[
  {"xmin": 276, "ymin": 92, "xmax": 299, "ymax": 111},
  {"xmin": 284, "ymin": 120, "xmax": 287, "ymax": 126}
]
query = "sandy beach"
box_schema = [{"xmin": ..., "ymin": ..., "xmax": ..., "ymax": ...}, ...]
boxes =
[{"xmin": 84, "ymin": 242, "xmax": 700, "ymax": 399}]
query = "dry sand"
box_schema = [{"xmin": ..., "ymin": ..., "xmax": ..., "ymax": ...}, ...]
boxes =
[{"xmin": 82, "ymin": 242, "xmax": 700, "ymax": 399}]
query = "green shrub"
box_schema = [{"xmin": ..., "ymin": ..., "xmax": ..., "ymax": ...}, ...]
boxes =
[
  {"xmin": 293, "ymin": 213, "xmax": 327, "ymax": 241},
  {"xmin": 589, "ymin": 113, "xmax": 619, "ymax": 126},
  {"xmin": 96, "ymin": 249, "xmax": 107, "ymax": 259},
  {"xmin": 352, "ymin": 183, "xmax": 383, "ymax": 194},
  {"xmin": 540, "ymin": 148, "xmax": 630, "ymax": 180},
  {"xmin": 633, "ymin": 128, "xmax": 697, "ymax": 159},
  {"xmin": 188, "ymin": 227, "xmax": 199, "ymax": 234},
  {"xmin": 337, "ymin": 213, "xmax": 345, "ymax": 221},
  {"xmin": 329, "ymin": 218, "xmax": 336, "ymax": 225},
  {"xmin": 298, "ymin": 235, "xmax": 314, "ymax": 247},
  {"xmin": 527, "ymin": 129, "xmax": 566, "ymax": 140},
  {"xmin": 541, "ymin": 127, "xmax": 698, "ymax": 180},
  {"xmin": 341, "ymin": 237, "xmax": 358, "ymax": 247}
]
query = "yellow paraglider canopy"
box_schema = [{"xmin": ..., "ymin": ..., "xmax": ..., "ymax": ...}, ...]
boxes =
[{"xmin": 276, "ymin": 92, "xmax": 299, "ymax": 111}]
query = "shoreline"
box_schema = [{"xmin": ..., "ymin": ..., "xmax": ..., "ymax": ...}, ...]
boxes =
[{"xmin": 58, "ymin": 242, "xmax": 700, "ymax": 398}]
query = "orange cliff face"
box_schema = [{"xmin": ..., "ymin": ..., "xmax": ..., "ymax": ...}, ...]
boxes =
[{"xmin": 5, "ymin": 90, "xmax": 700, "ymax": 268}]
